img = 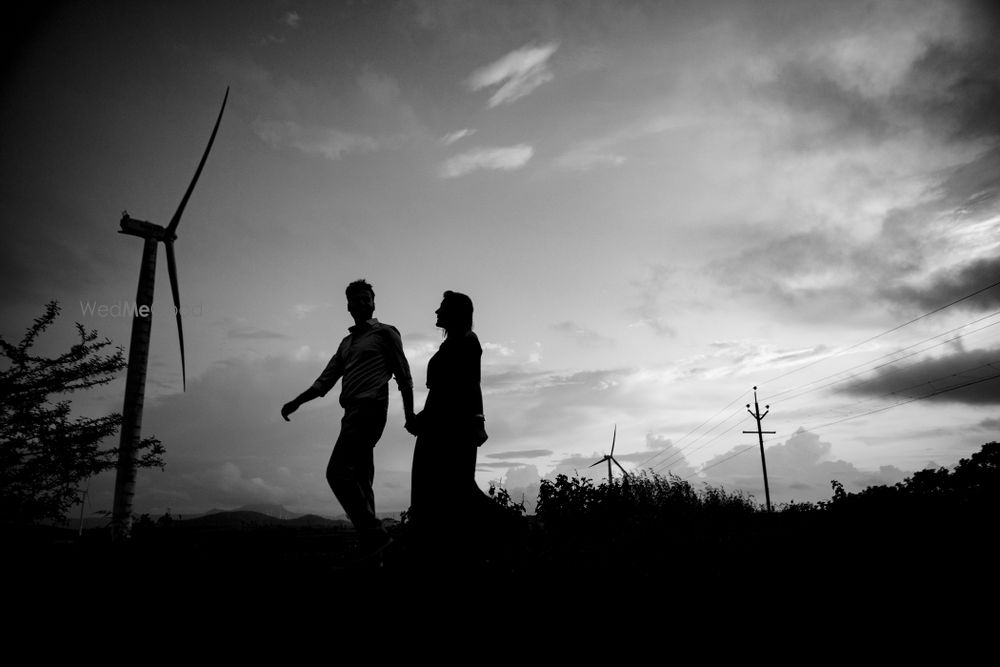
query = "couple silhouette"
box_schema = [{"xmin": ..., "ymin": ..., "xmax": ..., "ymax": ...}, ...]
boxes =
[{"xmin": 281, "ymin": 280, "xmax": 491, "ymax": 564}]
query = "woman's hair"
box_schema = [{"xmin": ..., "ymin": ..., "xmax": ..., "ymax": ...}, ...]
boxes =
[{"xmin": 442, "ymin": 290, "xmax": 473, "ymax": 334}]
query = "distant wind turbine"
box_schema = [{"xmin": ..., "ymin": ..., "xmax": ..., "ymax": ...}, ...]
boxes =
[
  {"xmin": 111, "ymin": 87, "xmax": 229, "ymax": 540},
  {"xmin": 589, "ymin": 424, "xmax": 630, "ymax": 482}
]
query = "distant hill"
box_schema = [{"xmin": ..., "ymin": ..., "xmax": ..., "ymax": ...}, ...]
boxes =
[
  {"xmin": 284, "ymin": 513, "xmax": 352, "ymax": 528},
  {"xmin": 179, "ymin": 510, "xmax": 282, "ymax": 527},
  {"xmin": 199, "ymin": 504, "xmax": 301, "ymax": 519},
  {"xmin": 178, "ymin": 510, "xmax": 353, "ymax": 529},
  {"xmin": 231, "ymin": 503, "xmax": 301, "ymax": 519},
  {"xmin": 66, "ymin": 503, "xmax": 398, "ymax": 529}
]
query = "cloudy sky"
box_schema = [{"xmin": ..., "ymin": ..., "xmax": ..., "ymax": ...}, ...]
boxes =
[{"xmin": 2, "ymin": 0, "xmax": 998, "ymax": 517}]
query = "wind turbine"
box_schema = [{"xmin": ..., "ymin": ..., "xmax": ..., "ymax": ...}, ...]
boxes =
[
  {"xmin": 110, "ymin": 87, "xmax": 229, "ymax": 540},
  {"xmin": 589, "ymin": 424, "xmax": 630, "ymax": 482}
]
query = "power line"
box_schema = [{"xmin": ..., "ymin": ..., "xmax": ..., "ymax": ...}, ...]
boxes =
[
  {"xmin": 632, "ymin": 390, "xmax": 749, "ymax": 470},
  {"xmin": 797, "ymin": 364, "xmax": 1000, "ymax": 434},
  {"xmin": 767, "ymin": 310, "xmax": 1000, "ymax": 404},
  {"xmin": 659, "ymin": 338, "xmax": 996, "ymax": 479},
  {"xmin": 683, "ymin": 444, "xmax": 757, "ymax": 481},
  {"xmin": 762, "ymin": 277, "xmax": 1000, "ymax": 386},
  {"xmin": 641, "ymin": 279, "xmax": 1000, "ymax": 483},
  {"xmin": 649, "ymin": 406, "xmax": 747, "ymax": 474},
  {"xmin": 687, "ymin": 367, "xmax": 1000, "ymax": 481},
  {"xmin": 771, "ymin": 316, "xmax": 1000, "ymax": 407},
  {"xmin": 773, "ymin": 359, "xmax": 1000, "ymax": 436}
]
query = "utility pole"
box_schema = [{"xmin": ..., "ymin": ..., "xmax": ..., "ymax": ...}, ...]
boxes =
[{"xmin": 743, "ymin": 386, "xmax": 776, "ymax": 512}]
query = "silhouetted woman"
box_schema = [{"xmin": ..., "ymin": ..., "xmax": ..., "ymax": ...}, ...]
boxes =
[{"xmin": 407, "ymin": 291, "xmax": 491, "ymax": 549}]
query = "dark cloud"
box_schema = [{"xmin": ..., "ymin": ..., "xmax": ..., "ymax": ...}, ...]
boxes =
[
  {"xmin": 838, "ymin": 346, "xmax": 1000, "ymax": 405},
  {"xmin": 551, "ymin": 320, "xmax": 614, "ymax": 347},
  {"xmin": 896, "ymin": 1, "xmax": 1000, "ymax": 141},
  {"xmin": 708, "ymin": 228, "xmax": 866, "ymax": 321},
  {"xmin": 699, "ymin": 429, "xmax": 910, "ymax": 503},
  {"xmin": 931, "ymin": 145, "xmax": 1000, "ymax": 215},
  {"xmin": 486, "ymin": 449, "xmax": 553, "ymax": 460},
  {"xmin": 749, "ymin": 0, "xmax": 1000, "ymax": 148},
  {"xmin": 882, "ymin": 255, "xmax": 1000, "ymax": 312},
  {"xmin": 762, "ymin": 62, "xmax": 895, "ymax": 149},
  {"xmin": 711, "ymin": 187, "xmax": 999, "ymax": 324},
  {"xmin": 979, "ymin": 417, "xmax": 1000, "ymax": 430},
  {"xmin": 701, "ymin": 1, "xmax": 999, "ymax": 324}
]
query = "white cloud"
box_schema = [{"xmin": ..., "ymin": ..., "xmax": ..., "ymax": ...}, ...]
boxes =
[
  {"xmin": 697, "ymin": 429, "xmax": 911, "ymax": 504},
  {"xmin": 403, "ymin": 340, "xmax": 439, "ymax": 365},
  {"xmin": 283, "ymin": 11, "xmax": 301, "ymax": 29},
  {"xmin": 253, "ymin": 120, "xmax": 379, "ymax": 160},
  {"xmin": 442, "ymin": 128, "xmax": 475, "ymax": 145},
  {"xmin": 357, "ymin": 69, "xmax": 401, "ymax": 108},
  {"xmin": 291, "ymin": 303, "xmax": 321, "ymax": 319},
  {"xmin": 555, "ymin": 114, "xmax": 699, "ymax": 171},
  {"xmin": 482, "ymin": 341, "xmax": 515, "ymax": 358},
  {"xmin": 466, "ymin": 42, "xmax": 559, "ymax": 108},
  {"xmin": 214, "ymin": 462, "xmax": 283, "ymax": 498},
  {"xmin": 527, "ymin": 348, "xmax": 543, "ymax": 365},
  {"xmin": 439, "ymin": 145, "xmax": 534, "ymax": 178}
]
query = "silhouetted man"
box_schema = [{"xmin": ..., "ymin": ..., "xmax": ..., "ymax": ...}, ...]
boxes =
[{"xmin": 282, "ymin": 279, "xmax": 414, "ymax": 559}]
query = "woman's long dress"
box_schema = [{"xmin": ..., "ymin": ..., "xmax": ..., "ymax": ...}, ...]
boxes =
[{"xmin": 409, "ymin": 331, "xmax": 488, "ymax": 529}]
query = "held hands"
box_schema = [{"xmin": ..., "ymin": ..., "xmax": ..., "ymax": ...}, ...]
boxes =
[
  {"xmin": 281, "ymin": 401, "xmax": 299, "ymax": 422},
  {"xmin": 404, "ymin": 411, "xmax": 422, "ymax": 436}
]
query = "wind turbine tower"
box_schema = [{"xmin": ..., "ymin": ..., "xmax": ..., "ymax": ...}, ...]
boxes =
[{"xmin": 111, "ymin": 88, "xmax": 229, "ymax": 540}]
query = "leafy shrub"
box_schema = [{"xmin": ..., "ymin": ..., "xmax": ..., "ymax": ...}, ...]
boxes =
[{"xmin": 1, "ymin": 302, "xmax": 164, "ymax": 525}]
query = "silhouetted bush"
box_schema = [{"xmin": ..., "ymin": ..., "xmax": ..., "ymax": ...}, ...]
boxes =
[{"xmin": 1, "ymin": 302, "xmax": 164, "ymax": 526}]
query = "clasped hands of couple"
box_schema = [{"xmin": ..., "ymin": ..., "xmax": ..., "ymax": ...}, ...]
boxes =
[{"xmin": 404, "ymin": 411, "xmax": 423, "ymax": 437}]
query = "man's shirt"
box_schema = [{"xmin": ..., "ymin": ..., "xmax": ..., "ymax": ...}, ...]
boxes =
[{"xmin": 311, "ymin": 318, "xmax": 413, "ymax": 406}]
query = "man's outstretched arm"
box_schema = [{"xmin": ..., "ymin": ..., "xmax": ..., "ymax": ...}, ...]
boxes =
[
  {"xmin": 281, "ymin": 386, "xmax": 321, "ymax": 421},
  {"xmin": 283, "ymin": 348, "xmax": 343, "ymax": 421}
]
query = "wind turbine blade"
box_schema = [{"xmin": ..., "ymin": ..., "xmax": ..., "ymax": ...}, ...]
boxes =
[
  {"xmin": 166, "ymin": 86, "xmax": 229, "ymax": 236},
  {"xmin": 612, "ymin": 457, "xmax": 629, "ymax": 477},
  {"xmin": 610, "ymin": 424, "xmax": 617, "ymax": 456},
  {"xmin": 165, "ymin": 241, "xmax": 186, "ymax": 391},
  {"xmin": 589, "ymin": 456, "xmax": 607, "ymax": 468}
]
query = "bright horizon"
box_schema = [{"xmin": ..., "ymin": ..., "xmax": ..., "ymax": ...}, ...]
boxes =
[{"xmin": 2, "ymin": 0, "xmax": 998, "ymax": 518}]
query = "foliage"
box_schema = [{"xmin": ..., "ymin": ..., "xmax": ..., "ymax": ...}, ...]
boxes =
[
  {"xmin": 535, "ymin": 474, "xmax": 601, "ymax": 522},
  {"xmin": 536, "ymin": 470, "xmax": 759, "ymax": 525},
  {"xmin": 0, "ymin": 301, "xmax": 164, "ymax": 525},
  {"xmin": 487, "ymin": 482, "xmax": 527, "ymax": 517},
  {"xmin": 820, "ymin": 441, "xmax": 1000, "ymax": 512}
]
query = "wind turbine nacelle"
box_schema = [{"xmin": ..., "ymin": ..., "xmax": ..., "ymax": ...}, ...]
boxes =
[{"xmin": 119, "ymin": 212, "xmax": 168, "ymax": 240}]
